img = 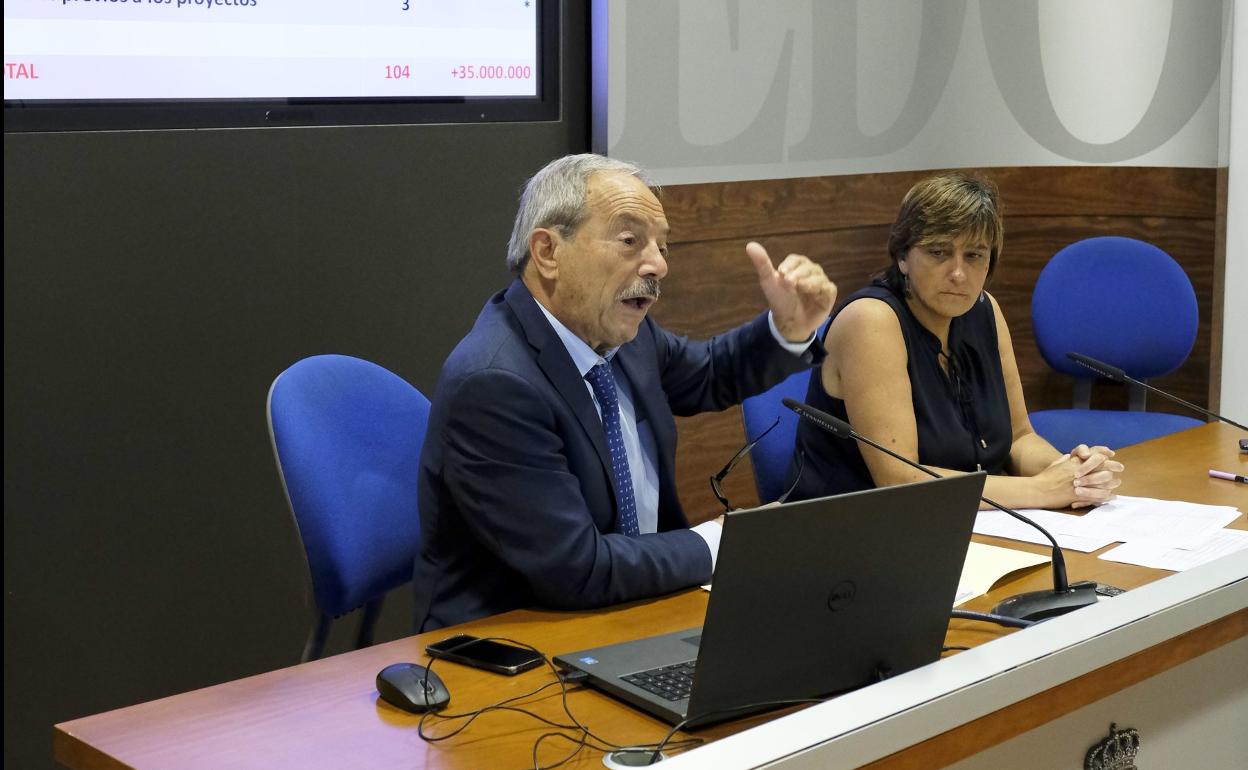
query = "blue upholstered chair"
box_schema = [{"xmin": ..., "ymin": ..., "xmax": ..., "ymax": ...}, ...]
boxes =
[
  {"xmin": 1028, "ymin": 236, "xmax": 1202, "ymax": 452},
  {"xmin": 741, "ymin": 368, "xmax": 813, "ymax": 504},
  {"xmin": 266, "ymin": 355, "xmax": 430, "ymax": 661}
]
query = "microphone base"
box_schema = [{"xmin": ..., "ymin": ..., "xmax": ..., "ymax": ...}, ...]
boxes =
[{"xmin": 990, "ymin": 583, "xmax": 1099, "ymax": 623}]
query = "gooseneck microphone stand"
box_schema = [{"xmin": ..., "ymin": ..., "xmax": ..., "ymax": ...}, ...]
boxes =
[
  {"xmin": 783, "ymin": 398, "xmax": 1098, "ymax": 622},
  {"xmin": 1067, "ymin": 352, "xmax": 1248, "ymax": 431}
]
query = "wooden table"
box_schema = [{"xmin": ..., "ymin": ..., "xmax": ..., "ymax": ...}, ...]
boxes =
[{"xmin": 54, "ymin": 423, "xmax": 1248, "ymax": 770}]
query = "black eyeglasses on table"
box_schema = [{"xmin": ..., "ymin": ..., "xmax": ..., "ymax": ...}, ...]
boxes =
[{"xmin": 710, "ymin": 417, "xmax": 805, "ymax": 512}]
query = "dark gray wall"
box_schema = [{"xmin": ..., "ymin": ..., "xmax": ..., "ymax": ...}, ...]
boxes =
[{"xmin": 2, "ymin": 7, "xmax": 587, "ymax": 768}]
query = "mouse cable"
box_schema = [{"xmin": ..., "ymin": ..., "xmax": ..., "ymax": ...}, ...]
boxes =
[
  {"xmin": 645, "ymin": 698, "xmax": 831, "ymax": 765},
  {"xmin": 474, "ymin": 638, "xmax": 702, "ymax": 755},
  {"xmin": 418, "ymin": 681, "xmax": 579, "ymax": 741},
  {"xmin": 950, "ymin": 609, "xmax": 1036, "ymax": 629},
  {"xmin": 417, "ymin": 636, "xmax": 584, "ymax": 742},
  {"xmin": 532, "ymin": 729, "xmax": 588, "ymax": 770},
  {"xmin": 532, "ymin": 729, "xmax": 701, "ymax": 770},
  {"xmin": 521, "ymin": 639, "xmax": 701, "ymax": 770},
  {"xmin": 413, "ymin": 636, "xmax": 702, "ymax": 767},
  {"xmin": 530, "ymin": 640, "xmax": 702, "ymax": 769}
]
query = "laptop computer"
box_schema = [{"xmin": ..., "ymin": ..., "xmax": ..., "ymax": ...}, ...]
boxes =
[{"xmin": 553, "ymin": 472, "xmax": 987, "ymax": 728}]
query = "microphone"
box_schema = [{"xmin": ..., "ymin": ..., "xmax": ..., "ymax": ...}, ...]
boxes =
[
  {"xmin": 1067, "ymin": 352, "xmax": 1247, "ymax": 431},
  {"xmin": 783, "ymin": 397, "xmax": 1097, "ymax": 622}
]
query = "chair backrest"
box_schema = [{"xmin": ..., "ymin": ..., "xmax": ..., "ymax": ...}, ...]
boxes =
[
  {"xmin": 266, "ymin": 355, "xmax": 430, "ymax": 619},
  {"xmin": 741, "ymin": 368, "xmax": 813, "ymax": 504},
  {"xmin": 1031, "ymin": 236, "xmax": 1197, "ymax": 382}
]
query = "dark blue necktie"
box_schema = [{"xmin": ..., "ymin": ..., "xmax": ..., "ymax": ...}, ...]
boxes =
[{"xmin": 584, "ymin": 362, "xmax": 640, "ymax": 537}]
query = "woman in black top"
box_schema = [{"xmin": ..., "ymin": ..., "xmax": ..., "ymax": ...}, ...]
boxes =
[{"xmin": 788, "ymin": 173, "xmax": 1122, "ymax": 509}]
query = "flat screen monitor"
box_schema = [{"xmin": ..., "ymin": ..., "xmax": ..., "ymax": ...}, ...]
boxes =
[{"xmin": 3, "ymin": 0, "xmax": 558, "ymax": 131}]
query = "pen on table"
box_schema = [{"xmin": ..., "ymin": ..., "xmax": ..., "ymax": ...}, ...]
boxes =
[{"xmin": 1208, "ymin": 469, "xmax": 1248, "ymax": 483}]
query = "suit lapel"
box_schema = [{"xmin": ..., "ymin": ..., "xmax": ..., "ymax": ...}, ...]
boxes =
[
  {"xmin": 504, "ymin": 281, "xmax": 615, "ymax": 482},
  {"xmin": 615, "ymin": 333, "xmax": 670, "ymax": 446}
]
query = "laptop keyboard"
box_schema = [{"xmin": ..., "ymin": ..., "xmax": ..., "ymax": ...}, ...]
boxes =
[{"xmin": 620, "ymin": 660, "xmax": 696, "ymax": 701}]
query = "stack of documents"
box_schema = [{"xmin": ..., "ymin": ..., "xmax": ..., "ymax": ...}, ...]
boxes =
[
  {"xmin": 1089, "ymin": 496, "xmax": 1247, "ymax": 570},
  {"xmin": 972, "ymin": 495, "xmax": 1245, "ymax": 572}
]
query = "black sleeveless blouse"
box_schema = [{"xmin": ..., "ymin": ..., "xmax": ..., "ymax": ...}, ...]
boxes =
[{"xmin": 786, "ymin": 282, "xmax": 1012, "ymax": 500}]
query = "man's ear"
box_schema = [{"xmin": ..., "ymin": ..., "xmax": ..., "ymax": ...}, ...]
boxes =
[{"xmin": 528, "ymin": 228, "xmax": 561, "ymax": 280}]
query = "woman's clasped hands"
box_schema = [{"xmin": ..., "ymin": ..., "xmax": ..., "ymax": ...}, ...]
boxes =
[{"xmin": 1034, "ymin": 444, "xmax": 1124, "ymax": 509}]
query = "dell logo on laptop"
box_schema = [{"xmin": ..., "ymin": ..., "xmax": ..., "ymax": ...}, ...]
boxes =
[{"xmin": 826, "ymin": 580, "xmax": 857, "ymax": 611}]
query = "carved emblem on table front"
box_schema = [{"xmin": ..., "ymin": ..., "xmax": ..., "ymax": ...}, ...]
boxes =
[{"xmin": 1085, "ymin": 723, "xmax": 1141, "ymax": 770}]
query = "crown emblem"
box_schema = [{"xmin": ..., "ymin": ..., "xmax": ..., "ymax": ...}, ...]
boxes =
[{"xmin": 1085, "ymin": 723, "xmax": 1141, "ymax": 770}]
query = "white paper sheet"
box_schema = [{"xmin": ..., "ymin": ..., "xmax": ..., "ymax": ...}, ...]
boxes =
[
  {"xmin": 1098, "ymin": 528, "xmax": 1248, "ymax": 571},
  {"xmin": 973, "ymin": 509, "xmax": 1116, "ymax": 552},
  {"xmin": 1073, "ymin": 495, "xmax": 1242, "ymax": 548}
]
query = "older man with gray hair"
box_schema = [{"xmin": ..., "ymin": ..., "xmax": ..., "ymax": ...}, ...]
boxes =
[{"xmin": 414, "ymin": 154, "xmax": 837, "ymax": 631}]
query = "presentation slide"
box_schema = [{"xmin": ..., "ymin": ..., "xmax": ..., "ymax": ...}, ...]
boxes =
[{"xmin": 3, "ymin": 1, "xmax": 539, "ymax": 101}]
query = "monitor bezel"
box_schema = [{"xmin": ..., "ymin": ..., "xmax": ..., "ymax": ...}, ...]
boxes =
[{"xmin": 3, "ymin": 1, "xmax": 560, "ymax": 133}]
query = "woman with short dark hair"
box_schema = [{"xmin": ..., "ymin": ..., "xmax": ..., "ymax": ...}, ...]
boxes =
[{"xmin": 786, "ymin": 173, "xmax": 1122, "ymax": 509}]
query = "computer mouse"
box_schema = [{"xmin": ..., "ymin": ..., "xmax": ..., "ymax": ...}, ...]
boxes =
[{"xmin": 375, "ymin": 662, "xmax": 451, "ymax": 713}]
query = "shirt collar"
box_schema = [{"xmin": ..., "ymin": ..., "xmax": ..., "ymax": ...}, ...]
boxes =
[{"xmin": 534, "ymin": 299, "xmax": 618, "ymax": 377}]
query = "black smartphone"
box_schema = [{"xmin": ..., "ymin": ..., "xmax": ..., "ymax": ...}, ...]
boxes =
[{"xmin": 425, "ymin": 634, "xmax": 544, "ymax": 675}]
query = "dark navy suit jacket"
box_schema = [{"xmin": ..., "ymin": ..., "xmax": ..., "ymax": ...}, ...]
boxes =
[{"xmin": 413, "ymin": 280, "xmax": 820, "ymax": 631}]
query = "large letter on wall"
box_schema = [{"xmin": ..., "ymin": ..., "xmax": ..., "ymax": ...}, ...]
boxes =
[
  {"xmin": 610, "ymin": 0, "xmax": 794, "ymax": 166},
  {"xmin": 981, "ymin": 0, "xmax": 1222, "ymax": 162},
  {"xmin": 790, "ymin": 1, "xmax": 965, "ymax": 161}
]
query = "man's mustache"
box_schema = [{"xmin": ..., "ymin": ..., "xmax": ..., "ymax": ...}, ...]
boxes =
[{"xmin": 617, "ymin": 278, "xmax": 662, "ymax": 302}]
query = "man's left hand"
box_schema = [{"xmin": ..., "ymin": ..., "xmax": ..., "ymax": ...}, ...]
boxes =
[{"xmin": 746, "ymin": 241, "xmax": 837, "ymax": 342}]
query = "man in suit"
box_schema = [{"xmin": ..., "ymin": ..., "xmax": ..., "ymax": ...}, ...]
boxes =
[{"xmin": 414, "ymin": 154, "xmax": 837, "ymax": 631}]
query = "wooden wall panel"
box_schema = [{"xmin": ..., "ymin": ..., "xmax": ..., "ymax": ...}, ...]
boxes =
[
  {"xmin": 651, "ymin": 167, "xmax": 1219, "ymax": 522},
  {"xmin": 1211, "ymin": 167, "xmax": 1229, "ymax": 411},
  {"xmin": 659, "ymin": 166, "xmax": 1215, "ymax": 244}
]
